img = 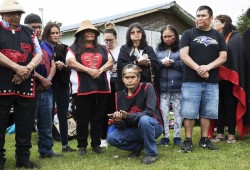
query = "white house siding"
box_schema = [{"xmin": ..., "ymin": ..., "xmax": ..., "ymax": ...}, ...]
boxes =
[
  {"xmin": 61, "ymin": 32, "xmax": 75, "ymax": 46},
  {"xmin": 61, "ymin": 25, "xmax": 161, "ymax": 49}
]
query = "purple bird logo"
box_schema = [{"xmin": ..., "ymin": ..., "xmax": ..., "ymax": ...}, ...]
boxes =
[{"xmin": 193, "ymin": 36, "xmax": 218, "ymax": 46}]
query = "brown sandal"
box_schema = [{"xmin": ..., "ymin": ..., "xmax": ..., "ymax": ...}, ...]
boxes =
[
  {"xmin": 227, "ymin": 138, "xmax": 236, "ymax": 144},
  {"xmin": 211, "ymin": 136, "xmax": 225, "ymax": 143}
]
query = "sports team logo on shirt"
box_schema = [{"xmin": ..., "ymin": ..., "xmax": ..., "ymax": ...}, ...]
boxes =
[{"xmin": 193, "ymin": 36, "xmax": 218, "ymax": 47}]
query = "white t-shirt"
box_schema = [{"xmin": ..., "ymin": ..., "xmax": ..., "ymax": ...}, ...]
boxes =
[
  {"xmin": 109, "ymin": 46, "xmax": 120, "ymax": 78},
  {"xmin": 66, "ymin": 50, "xmax": 78, "ymax": 94},
  {"xmin": 109, "ymin": 46, "xmax": 120, "ymax": 62}
]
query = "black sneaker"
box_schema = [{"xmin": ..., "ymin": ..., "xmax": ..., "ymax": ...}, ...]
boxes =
[
  {"xmin": 199, "ymin": 138, "xmax": 219, "ymax": 150},
  {"xmin": 78, "ymin": 148, "xmax": 87, "ymax": 155},
  {"xmin": 16, "ymin": 160, "xmax": 40, "ymax": 169},
  {"xmin": 62, "ymin": 145, "xmax": 77, "ymax": 152},
  {"xmin": 180, "ymin": 138, "xmax": 192, "ymax": 153},
  {"xmin": 92, "ymin": 146, "xmax": 104, "ymax": 154},
  {"xmin": 128, "ymin": 145, "xmax": 144, "ymax": 158},
  {"xmin": 39, "ymin": 152, "xmax": 62, "ymax": 159}
]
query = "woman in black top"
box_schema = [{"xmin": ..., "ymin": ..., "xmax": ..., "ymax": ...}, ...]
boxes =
[
  {"xmin": 117, "ymin": 22, "xmax": 160, "ymax": 93},
  {"xmin": 42, "ymin": 22, "xmax": 76, "ymax": 152}
]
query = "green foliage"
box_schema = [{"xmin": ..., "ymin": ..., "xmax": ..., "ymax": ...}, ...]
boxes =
[
  {"xmin": 236, "ymin": 10, "xmax": 250, "ymax": 35},
  {"xmin": 4, "ymin": 128, "xmax": 250, "ymax": 169}
]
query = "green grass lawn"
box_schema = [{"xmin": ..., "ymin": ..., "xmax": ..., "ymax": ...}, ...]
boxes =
[{"xmin": 4, "ymin": 127, "xmax": 250, "ymax": 170}]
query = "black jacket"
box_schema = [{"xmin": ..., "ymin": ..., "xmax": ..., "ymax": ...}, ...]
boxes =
[{"xmin": 117, "ymin": 44, "xmax": 160, "ymax": 93}]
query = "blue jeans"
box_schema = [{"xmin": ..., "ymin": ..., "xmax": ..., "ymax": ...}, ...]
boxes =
[
  {"xmin": 180, "ymin": 82, "xmax": 219, "ymax": 119},
  {"xmin": 35, "ymin": 91, "xmax": 53, "ymax": 155},
  {"xmin": 107, "ymin": 116, "xmax": 163, "ymax": 156}
]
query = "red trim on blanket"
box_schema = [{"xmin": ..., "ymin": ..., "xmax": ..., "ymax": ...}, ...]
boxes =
[{"xmin": 209, "ymin": 66, "xmax": 247, "ymax": 138}]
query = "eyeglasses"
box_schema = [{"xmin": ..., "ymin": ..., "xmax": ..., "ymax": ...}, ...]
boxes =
[
  {"xmin": 130, "ymin": 30, "xmax": 142, "ymax": 35},
  {"xmin": 50, "ymin": 32, "xmax": 60, "ymax": 35},
  {"xmin": 104, "ymin": 39, "xmax": 114, "ymax": 43}
]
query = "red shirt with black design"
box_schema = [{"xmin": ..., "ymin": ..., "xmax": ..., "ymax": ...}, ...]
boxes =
[{"xmin": 68, "ymin": 45, "xmax": 111, "ymax": 95}]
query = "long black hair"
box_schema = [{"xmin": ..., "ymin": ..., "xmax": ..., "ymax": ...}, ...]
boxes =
[
  {"xmin": 215, "ymin": 15, "xmax": 237, "ymax": 37},
  {"xmin": 72, "ymin": 29, "xmax": 101, "ymax": 58},
  {"xmin": 157, "ymin": 25, "xmax": 179, "ymax": 52},
  {"xmin": 125, "ymin": 22, "xmax": 148, "ymax": 48}
]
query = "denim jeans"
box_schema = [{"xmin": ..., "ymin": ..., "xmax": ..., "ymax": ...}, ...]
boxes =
[
  {"xmin": 35, "ymin": 91, "xmax": 53, "ymax": 155},
  {"xmin": 180, "ymin": 82, "xmax": 219, "ymax": 119},
  {"xmin": 107, "ymin": 116, "xmax": 163, "ymax": 156}
]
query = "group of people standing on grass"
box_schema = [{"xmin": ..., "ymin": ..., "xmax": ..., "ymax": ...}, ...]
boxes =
[
  {"xmin": 1, "ymin": 0, "xmax": 250, "ymax": 169},
  {"xmin": 0, "ymin": 0, "xmax": 77, "ymax": 169}
]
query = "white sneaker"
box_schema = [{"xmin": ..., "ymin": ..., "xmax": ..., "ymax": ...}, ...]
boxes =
[{"xmin": 100, "ymin": 139, "xmax": 108, "ymax": 148}]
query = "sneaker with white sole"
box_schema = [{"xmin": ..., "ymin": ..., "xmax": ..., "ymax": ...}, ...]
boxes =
[
  {"xmin": 100, "ymin": 139, "xmax": 108, "ymax": 148},
  {"xmin": 199, "ymin": 138, "xmax": 219, "ymax": 150}
]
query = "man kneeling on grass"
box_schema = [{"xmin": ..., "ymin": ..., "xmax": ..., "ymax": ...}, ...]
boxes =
[{"xmin": 107, "ymin": 64, "xmax": 163, "ymax": 164}]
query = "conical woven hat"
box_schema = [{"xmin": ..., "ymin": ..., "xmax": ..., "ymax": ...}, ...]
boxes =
[
  {"xmin": 0, "ymin": 0, "xmax": 25, "ymax": 14},
  {"xmin": 75, "ymin": 20, "xmax": 100, "ymax": 37}
]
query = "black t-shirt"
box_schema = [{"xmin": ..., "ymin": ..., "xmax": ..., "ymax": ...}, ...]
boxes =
[{"xmin": 180, "ymin": 28, "xmax": 227, "ymax": 83}]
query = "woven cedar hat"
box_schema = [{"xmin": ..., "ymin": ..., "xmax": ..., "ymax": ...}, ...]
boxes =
[
  {"xmin": 0, "ymin": 0, "xmax": 25, "ymax": 14},
  {"xmin": 75, "ymin": 20, "xmax": 100, "ymax": 37}
]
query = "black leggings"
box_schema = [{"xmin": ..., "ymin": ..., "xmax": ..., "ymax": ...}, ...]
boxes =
[
  {"xmin": 101, "ymin": 80, "xmax": 117, "ymax": 139},
  {"xmin": 216, "ymin": 80, "xmax": 237, "ymax": 135},
  {"xmin": 74, "ymin": 94, "xmax": 108, "ymax": 148}
]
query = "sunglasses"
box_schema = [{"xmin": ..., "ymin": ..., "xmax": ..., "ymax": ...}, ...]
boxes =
[{"xmin": 130, "ymin": 30, "xmax": 142, "ymax": 35}]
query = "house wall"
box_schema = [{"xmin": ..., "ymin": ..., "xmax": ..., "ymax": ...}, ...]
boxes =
[
  {"xmin": 61, "ymin": 26, "xmax": 161, "ymax": 49},
  {"xmin": 116, "ymin": 11, "xmax": 191, "ymax": 33},
  {"xmin": 60, "ymin": 11, "xmax": 191, "ymax": 48},
  {"xmin": 61, "ymin": 31, "xmax": 75, "ymax": 46}
]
